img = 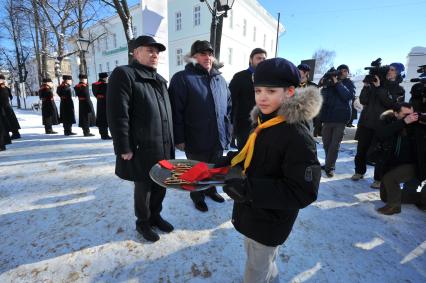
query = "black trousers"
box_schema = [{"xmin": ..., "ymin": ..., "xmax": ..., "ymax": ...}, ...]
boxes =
[
  {"xmin": 134, "ymin": 180, "xmax": 166, "ymax": 227},
  {"xmin": 185, "ymin": 150, "xmax": 223, "ymax": 203},
  {"xmin": 354, "ymin": 126, "xmax": 377, "ymax": 175}
]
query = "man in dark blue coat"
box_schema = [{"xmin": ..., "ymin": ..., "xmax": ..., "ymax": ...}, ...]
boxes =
[
  {"xmin": 320, "ymin": 64, "xmax": 355, "ymax": 177},
  {"xmin": 168, "ymin": 40, "xmax": 232, "ymax": 212}
]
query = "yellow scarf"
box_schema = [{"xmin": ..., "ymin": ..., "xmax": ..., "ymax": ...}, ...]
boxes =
[{"xmin": 231, "ymin": 115, "xmax": 286, "ymax": 174}]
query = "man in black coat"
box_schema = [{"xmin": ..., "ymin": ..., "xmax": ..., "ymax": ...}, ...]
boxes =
[
  {"xmin": 107, "ymin": 36, "xmax": 174, "ymax": 242},
  {"xmin": 92, "ymin": 72, "xmax": 111, "ymax": 139},
  {"xmin": 74, "ymin": 74, "xmax": 96, "ymax": 136},
  {"xmin": 57, "ymin": 75, "xmax": 76, "ymax": 135},
  {"xmin": 0, "ymin": 74, "xmax": 21, "ymax": 139},
  {"xmin": 229, "ymin": 48, "xmax": 266, "ymax": 150},
  {"xmin": 39, "ymin": 78, "xmax": 60, "ymax": 134},
  {"xmin": 168, "ymin": 40, "xmax": 232, "ymax": 212},
  {"xmin": 0, "ymin": 105, "xmax": 12, "ymax": 151},
  {"xmin": 298, "ymin": 63, "xmax": 320, "ymax": 136}
]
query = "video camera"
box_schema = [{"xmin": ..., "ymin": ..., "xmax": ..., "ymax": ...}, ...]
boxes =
[
  {"xmin": 319, "ymin": 67, "xmax": 340, "ymax": 87},
  {"xmin": 410, "ymin": 65, "xmax": 426, "ymax": 84},
  {"xmin": 363, "ymin": 58, "xmax": 389, "ymax": 84},
  {"xmin": 410, "ymin": 65, "xmax": 426, "ymax": 112}
]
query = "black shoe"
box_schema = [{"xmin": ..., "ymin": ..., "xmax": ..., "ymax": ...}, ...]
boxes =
[
  {"xmin": 0, "ymin": 146, "xmax": 6, "ymax": 151},
  {"xmin": 11, "ymin": 132, "xmax": 21, "ymax": 139},
  {"xmin": 151, "ymin": 216, "xmax": 174, "ymax": 233},
  {"xmin": 321, "ymin": 165, "xmax": 326, "ymax": 171},
  {"xmin": 101, "ymin": 135, "xmax": 112, "ymax": 140},
  {"xmin": 194, "ymin": 201, "xmax": 208, "ymax": 212},
  {"xmin": 207, "ymin": 191, "xmax": 225, "ymax": 203},
  {"xmin": 46, "ymin": 130, "xmax": 58, "ymax": 134},
  {"xmin": 136, "ymin": 223, "xmax": 160, "ymax": 242},
  {"xmin": 346, "ymin": 124, "xmax": 355, "ymax": 128},
  {"xmin": 84, "ymin": 133, "xmax": 95, "ymax": 137},
  {"xmin": 325, "ymin": 170, "xmax": 334, "ymax": 178},
  {"xmin": 65, "ymin": 132, "xmax": 77, "ymax": 136}
]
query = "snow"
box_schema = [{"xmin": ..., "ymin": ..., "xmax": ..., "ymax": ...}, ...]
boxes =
[{"xmin": 0, "ymin": 109, "xmax": 425, "ymax": 283}]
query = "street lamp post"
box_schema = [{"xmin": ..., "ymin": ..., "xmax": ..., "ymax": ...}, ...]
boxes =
[
  {"xmin": 76, "ymin": 37, "xmax": 90, "ymax": 75},
  {"xmin": 200, "ymin": 0, "xmax": 235, "ymax": 61}
]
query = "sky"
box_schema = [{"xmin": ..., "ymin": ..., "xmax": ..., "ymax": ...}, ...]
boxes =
[{"xmin": 257, "ymin": 0, "xmax": 425, "ymax": 74}]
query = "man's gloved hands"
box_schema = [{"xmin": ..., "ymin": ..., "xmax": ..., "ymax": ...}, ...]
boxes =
[
  {"xmin": 214, "ymin": 151, "xmax": 239, "ymax": 168},
  {"xmin": 223, "ymin": 166, "xmax": 249, "ymax": 203}
]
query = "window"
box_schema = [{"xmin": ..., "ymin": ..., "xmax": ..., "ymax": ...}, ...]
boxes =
[
  {"xmin": 115, "ymin": 60, "xmax": 119, "ymax": 67},
  {"xmin": 99, "ymin": 63, "xmax": 102, "ymax": 72},
  {"xmin": 229, "ymin": 10, "xmax": 233, "ymax": 29},
  {"xmin": 243, "ymin": 19, "xmax": 247, "ymax": 36},
  {"xmin": 176, "ymin": 11, "xmax": 182, "ymax": 31},
  {"xmin": 133, "ymin": 26, "xmax": 137, "ymax": 37},
  {"xmin": 112, "ymin": 34, "xmax": 117, "ymax": 48},
  {"xmin": 194, "ymin": 5, "xmax": 201, "ymax": 26},
  {"xmin": 106, "ymin": 62, "xmax": 110, "ymax": 72},
  {"xmin": 228, "ymin": 48, "xmax": 233, "ymax": 65},
  {"xmin": 253, "ymin": 26, "xmax": 256, "ymax": 42},
  {"xmin": 176, "ymin": 48, "xmax": 183, "ymax": 66},
  {"xmin": 263, "ymin": 34, "xmax": 266, "ymax": 48}
]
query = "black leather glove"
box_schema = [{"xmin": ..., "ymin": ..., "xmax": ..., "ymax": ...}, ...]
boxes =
[{"xmin": 223, "ymin": 175, "xmax": 249, "ymax": 202}]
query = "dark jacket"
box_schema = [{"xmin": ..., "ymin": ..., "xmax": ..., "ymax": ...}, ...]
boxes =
[
  {"xmin": 0, "ymin": 110, "xmax": 12, "ymax": 148},
  {"xmin": 168, "ymin": 62, "xmax": 232, "ymax": 154},
  {"xmin": 229, "ymin": 69, "xmax": 255, "ymax": 137},
  {"xmin": 107, "ymin": 61, "xmax": 175, "ymax": 182},
  {"xmin": 232, "ymin": 87, "xmax": 322, "ymax": 246},
  {"xmin": 358, "ymin": 80, "xmax": 404, "ymax": 129},
  {"xmin": 376, "ymin": 110, "xmax": 426, "ymax": 181},
  {"xmin": 320, "ymin": 78, "xmax": 355, "ymax": 123},
  {"xmin": 92, "ymin": 80, "xmax": 108, "ymax": 127},
  {"xmin": 0, "ymin": 83, "xmax": 20, "ymax": 131},
  {"xmin": 74, "ymin": 82, "xmax": 96, "ymax": 128},
  {"xmin": 57, "ymin": 82, "xmax": 76, "ymax": 124},
  {"xmin": 39, "ymin": 84, "xmax": 59, "ymax": 125}
]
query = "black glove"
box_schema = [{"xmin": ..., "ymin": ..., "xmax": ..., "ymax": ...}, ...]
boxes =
[
  {"xmin": 214, "ymin": 151, "xmax": 239, "ymax": 168},
  {"xmin": 223, "ymin": 167, "xmax": 249, "ymax": 203}
]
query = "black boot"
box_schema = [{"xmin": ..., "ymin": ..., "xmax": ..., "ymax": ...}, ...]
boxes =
[
  {"xmin": 99, "ymin": 128, "xmax": 112, "ymax": 139},
  {"xmin": 11, "ymin": 131, "xmax": 21, "ymax": 139},
  {"xmin": 150, "ymin": 215, "xmax": 174, "ymax": 233},
  {"xmin": 45, "ymin": 126, "xmax": 57, "ymax": 134},
  {"xmin": 83, "ymin": 128, "xmax": 94, "ymax": 137},
  {"xmin": 136, "ymin": 223, "xmax": 160, "ymax": 242}
]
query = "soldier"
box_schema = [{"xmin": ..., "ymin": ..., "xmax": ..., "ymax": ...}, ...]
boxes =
[
  {"xmin": 0, "ymin": 101, "xmax": 12, "ymax": 151},
  {"xmin": 39, "ymin": 78, "xmax": 60, "ymax": 134},
  {"xmin": 0, "ymin": 74, "xmax": 21, "ymax": 139},
  {"xmin": 57, "ymin": 75, "xmax": 76, "ymax": 135},
  {"xmin": 74, "ymin": 74, "xmax": 96, "ymax": 136},
  {"xmin": 92, "ymin": 72, "xmax": 111, "ymax": 139}
]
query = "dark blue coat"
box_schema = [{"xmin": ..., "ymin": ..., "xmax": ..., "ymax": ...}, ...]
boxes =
[
  {"xmin": 168, "ymin": 63, "xmax": 232, "ymax": 153},
  {"xmin": 320, "ymin": 78, "xmax": 355, "ymax": 123}
]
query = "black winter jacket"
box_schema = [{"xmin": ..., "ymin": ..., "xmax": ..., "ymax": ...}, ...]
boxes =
[
  {"xmin": 39, "ymin": 84, "xmax": 59, "ymax": 125},
  {"xmin": 92, "ymin": 80, "xmax": 108, "ymax": 127},
  {"xmin": 231, "ymin": 87, "xmax": 322, "ymax": 246},
  {"xmin": 57, "ymin": 83, "xmax": 76, "ymax": 124},
  {"xmin": 320, "ymin": 78, "xmax": 355, "ymax": 123},
  {"xmin": 107, "ymin": 61, "xmax": 174, "ymax": 182}
]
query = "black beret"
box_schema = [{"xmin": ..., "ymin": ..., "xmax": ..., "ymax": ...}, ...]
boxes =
[
  {"xmin": 132, "ymin": 35, "xmax": 166, "ymax": 52},
  {"xmin": 191, "ymin": 40, "xmax": 214, "ymax": 56},
  {"xmin": 98, "ymin": 72, "xmax": 108, "ymax": 79},
  {"xmin": 254, "ymin": 58, "xmax": 301, "ymax": 88},
  {"xmin": 62, "ymin": 75, "xmax": 72, "ymax": 80},
  {"xmin": 42, "ymin": 78, "xmax": 52, "ymax": 83},
  {"xmin": 337, "ymin": 64, "xmax": 349, "ymax": 71},
  {"xmin": 0, "ymin": 74, "xmax": 5, "ymax": 80},
  {"xmin": 297, "ymin": 63, "xmax": 311, "ymax": 72},
  {"xmin": 78, "ymin": 74, "xmax": 88, "ymax": 79},
  {"xmin": 250, "ymin": 48, "xmax": 267, "ymax": 59}
]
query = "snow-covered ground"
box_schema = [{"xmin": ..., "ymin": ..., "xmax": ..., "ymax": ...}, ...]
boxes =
[{"xmin": 0, "ymin": 108, "xmax": 425, "ymax": 283}]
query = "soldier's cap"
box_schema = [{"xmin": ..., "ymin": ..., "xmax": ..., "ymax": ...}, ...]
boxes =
[
  {"xmin": 0, "ymin": 74, "xmax": 5, "ymax": 80},
  {"xmin": 297, "ymin": 64, "xmax": 311, "ymax": 72},
  {"xmin": 42, "ymin": 78, "xmax": 52, "ymax": 83},
  {"xmin": 191, "ymin": 40, "xmax": 214, "ymax": 56},
  {"xmin": 132, "ymin": 35, "xmax": 166, "ymax": 52},
  {"xmin": 254, "ymin": 58, "xmax": 301, "ymax": 88},
  {"xmin": 99, "ymin": 72, "xmax": 108, "ymax": 79},
  {"xmin": 78, "ymin": 74, "xmax": 88, "ymax": 79},
  {"xmin": 62, "ymin": 75, "xmax": 72, "ymax": 80},
  {"xmin": 337, "ymin": 64, "xmax": 349, "ymax": 72}
]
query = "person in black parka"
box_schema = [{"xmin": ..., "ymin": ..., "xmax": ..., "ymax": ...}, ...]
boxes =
[
  {"xmin": 107, "ymin": 36, "xmax": 175, "ymax": 242},
  {"xmin": 39, "ymin": 78, "xmax": 60, "ymax": 134},
  {"xmin": 221, "ymin": 58, "xmax": 322, "ymax": 283},
  {"xmin": 74, "ymin": 74, "xmax": 96, "ymax": 136},
  {"xmin": 92, "ymin": 72, "xmax": 111, "ymax": 139},
  {"xmin": 0, "ymin": 74, "xmax": 21, "ymax": 139},
  {"xmin": 229, "ymin": 48, "xmax": 267, "ymax": 150},
  {"xmin": 57, "ymin": 74, "xmax": 76, "ymax": 135}
]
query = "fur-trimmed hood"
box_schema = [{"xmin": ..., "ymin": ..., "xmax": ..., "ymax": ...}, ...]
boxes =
[
  {"xmin": 184, "ymin": 54, "xmax": 224, "ymax": 70},
  {"xmin": 380, "ymin": 109, "xmax": 395, "ymax": 120},
  {"xmin": 250, "ymin": 86, "xmax": 323, "ymax": 124}
]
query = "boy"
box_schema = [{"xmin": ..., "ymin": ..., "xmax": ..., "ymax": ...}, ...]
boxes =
[{"xmin": 223, "ymin": 58, "xmax": 322, "ymax": 282}]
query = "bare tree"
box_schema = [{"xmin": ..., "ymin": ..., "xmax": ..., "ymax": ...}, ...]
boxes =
[
  {"xmin": 312, "ymin": 48, "xmax": 336, "ymax": 74},
  {"xmin": 100, "ymin": 0, "xmax": 134, "ymax": 63}
]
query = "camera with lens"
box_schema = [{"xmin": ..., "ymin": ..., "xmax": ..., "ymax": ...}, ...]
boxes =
[
  {"xmin": 319, "ymin": 67, "xmax": 340, "ymax": 87},
  {"xmin": 410, "ymin": 65, "xmax": 426, "ymax": 112},
  {"xmin": 363, "ymin": 58, "xmax": 389, "ymax": 85}
]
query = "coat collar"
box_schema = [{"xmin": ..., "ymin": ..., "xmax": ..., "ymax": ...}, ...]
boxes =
[
  {"xmin": 131, "ymin": 60, "xmax": 167, "ymax": 84},
  {"xmin": 184, "ymin": 60, "xmax": 221, "ymax": 77}
]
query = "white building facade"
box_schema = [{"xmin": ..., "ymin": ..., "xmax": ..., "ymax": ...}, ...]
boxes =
[{"xmin": 68, "ymin": 0, "xmax": 282, "ymax": 83}]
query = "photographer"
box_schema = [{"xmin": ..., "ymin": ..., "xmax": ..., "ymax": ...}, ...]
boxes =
[
  {"xmin": 319, "ymin": 64, "xmax": 355, "ymax": 177},
  {"xmin": 375, "ymin": 103, "xmax": 426, "ymax": 215},
  {"xmin": 352, "ymin": 63, "xmax": 405, "ymax": 186}
]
